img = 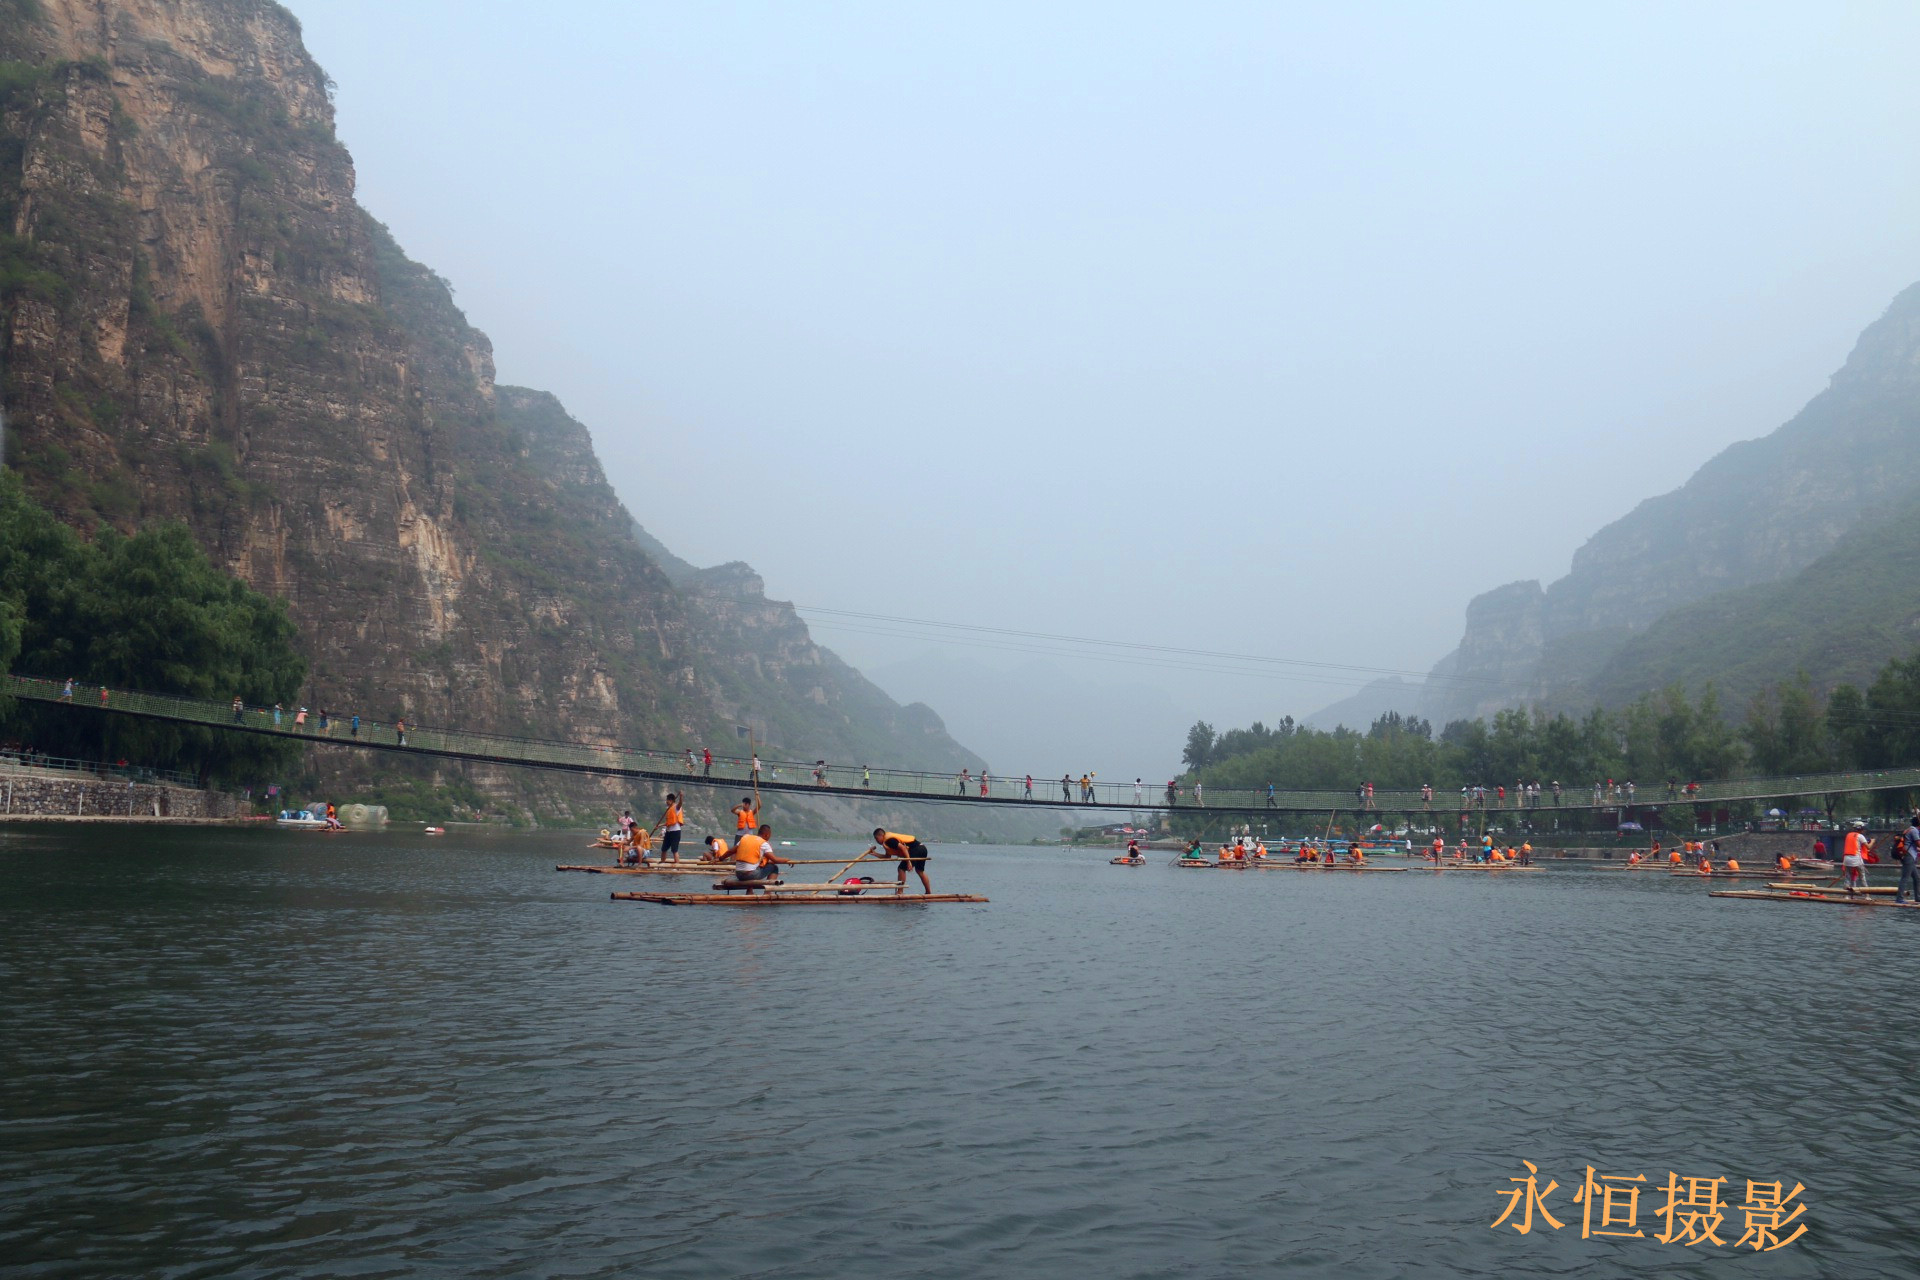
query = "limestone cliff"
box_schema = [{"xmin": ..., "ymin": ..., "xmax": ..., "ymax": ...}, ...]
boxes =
[
  {"xmin": 1414, "ymin": 281, "xmax": 1920, "ymax": 724},
  {"xmin": 0, "ymin": 0, "xmax": 980, "ymax": 816}
]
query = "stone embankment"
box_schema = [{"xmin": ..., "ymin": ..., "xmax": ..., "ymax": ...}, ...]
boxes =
[{"xmin": 0, "ymin": 774, "xmax": 246, "ymax": 822}]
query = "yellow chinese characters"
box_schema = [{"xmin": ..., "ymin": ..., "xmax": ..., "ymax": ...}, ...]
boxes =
[
  {"xmin": 1490, "ymin": 1161, "xmax": 1563, "ymax": 1235},
  {"xmin": 1495, "ymin": 1163, "xmax": 1806, "ymax": 1253},
  {"xmin": 1573, "ymin": 1167, "xmax": 1646, "ymax": 1239}
]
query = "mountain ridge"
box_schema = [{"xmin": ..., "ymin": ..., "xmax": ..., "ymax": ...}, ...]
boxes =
[{"xmin": 0, "ymin": 0, "xmax": 983, "ymax": 819}]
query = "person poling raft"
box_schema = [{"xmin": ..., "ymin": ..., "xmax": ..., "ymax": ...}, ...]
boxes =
[{"xmin": 870, "ymin": 828, "xmax": 934, "ymax": 895}]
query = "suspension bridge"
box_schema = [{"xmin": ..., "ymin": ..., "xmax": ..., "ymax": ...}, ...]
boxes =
[{"xmin": 8, "ymin": 673, "xmax": 1918, "ymax": 817}]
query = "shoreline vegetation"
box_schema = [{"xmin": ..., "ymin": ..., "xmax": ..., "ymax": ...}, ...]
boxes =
[{"xmin": 1182, "ymin": 655, "xmax": 1920, "ymax": 830}]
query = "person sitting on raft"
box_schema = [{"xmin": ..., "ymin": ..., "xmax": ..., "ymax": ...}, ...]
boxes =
[
  {"xmin": 1182, "ymin": 839, "xmax": 1208, "ymax": 861},
  {"xmin": 1697, "ymin": 853, "xmax": 1713, "ymax": 875},
  {"xmin": 871, "ymin": 828, "xmax": 933, "ymax": 894},
  {"xmin": 1125, "ymin": 838, "xmax": 1141, "ymax": 860},
  {"xmin": 703, "ymin": 834, "xmax": 730, "ymax": 863},
  {"xmin": 1777, "ymin": 853, "xmax": 1793, "ymax": 875},
  {"xmin": 726, "ymin": 824, "xmax": 792, "ymax": 891},
  {"xmin": 1626, "ymin": 850, "xmax": 1642, "ymax": 866}
]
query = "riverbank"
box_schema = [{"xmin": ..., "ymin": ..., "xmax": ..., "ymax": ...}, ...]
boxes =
[{"xmin": 0, "ymin": 773, "xmax": 246, "ymax": 822}]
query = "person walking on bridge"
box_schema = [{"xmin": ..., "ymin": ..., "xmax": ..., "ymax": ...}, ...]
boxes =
[
  {"xmin": 957, "ymin": 768, "xmax": 970, "ymax": 796},
  {"xmin": 1062, "ymin": 775, "xmax": 1073, "ymax": 803},
  {"xmin": 1166, "ymin": 780, "xmax": 1178, "ymax": 807},
  {"xmin": 1024, "ymin": 775, "xmax": 1033, "ymax": 800},
  {"xmin": 702, "ymin": 747, "xmax": 712, "ymax": 777}
]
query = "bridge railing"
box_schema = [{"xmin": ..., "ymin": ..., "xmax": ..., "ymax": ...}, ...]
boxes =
[{"xmin": 9, "ymin": 672, "xmax": 1920, "ymax": 810}]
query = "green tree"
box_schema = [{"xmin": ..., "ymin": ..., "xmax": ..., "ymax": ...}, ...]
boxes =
[{"xmin": 0, "ymin": 472, "xmax": 306, "ymax": 783}]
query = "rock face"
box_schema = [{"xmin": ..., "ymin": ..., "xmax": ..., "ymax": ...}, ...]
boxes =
[
  {"xmin": 1415, "ymin": 281, "xmax": 1920, "ymax": 724},
  {"xmin": 0, "ymin": 0, "xmax": 980, "ymax": 814}
]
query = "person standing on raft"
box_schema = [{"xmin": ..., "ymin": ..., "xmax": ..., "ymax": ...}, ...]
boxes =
[
  {"xmin": 655, "ymin": 793, "xmax": 685, "ymax": 863},
  {"xmin": 1842, "ymin": 828, "xmax": 1870, "ymax": 895},
  {"xmin": 731, "ymin": 796, "xmax": 758, "ymax": 838},
  {"xmin": 871, "ymin": 828, "xmax": 933, "ymax": 894}
]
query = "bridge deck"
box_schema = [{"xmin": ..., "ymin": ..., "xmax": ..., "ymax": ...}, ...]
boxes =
[{"xmin": 8, "ymin": 674, "xmax": 1916, "ymax": 815}]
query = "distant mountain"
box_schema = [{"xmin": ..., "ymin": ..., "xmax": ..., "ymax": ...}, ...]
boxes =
[
  {"xmin": 1574, "ymin": 512, "xmax": 1920, "ymax": 711},
  {"xmin": 1413, "ymin": 280, "xmax": 1920, "ymax": 723},
  {"xmin": 1301, "ymin": 677, "xmax": 1423, "ymax": 731}
]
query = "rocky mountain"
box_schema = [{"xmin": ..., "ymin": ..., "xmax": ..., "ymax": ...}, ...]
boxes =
[
  {"xmin": 0, "ymin": 0, "xmax": 980, "ymax": 819},
  {"xmin": 1397, "ymin": 280, "xmax": 1920, "ymax": 726}
]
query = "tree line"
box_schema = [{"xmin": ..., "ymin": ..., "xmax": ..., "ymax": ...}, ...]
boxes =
[
  {"xmin": 0, "ymin": 471, "xmax": 306, "ymax": 785},
  {"xmin": 1183, "ymin": 658, "xmax": 1920, "ymax": 807}
]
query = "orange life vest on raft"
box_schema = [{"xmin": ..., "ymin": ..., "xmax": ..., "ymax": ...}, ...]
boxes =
[{"xmin": 734, "ymin": 833, "xmax": 770, "ymax": 866}]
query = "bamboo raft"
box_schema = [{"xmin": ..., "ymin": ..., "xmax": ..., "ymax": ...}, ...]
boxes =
[
  {"xmin": 612, "ymin": 889, "xmax": 987, "ymax": 907},
  {"xmin": 558, "ymin": 863, "xmax": 739, "ymax": 876},
  {"xmin": 1667, "ymin": 869, "xmax": 1787, "ymax": 880},
  {"xmin": 1422, "ymin": 863, "xmax": 1541, "ymax": 872},
  {"xmin": 1254, "ymin": 862, "xmax": 1408, "ymax": 872},
  {"xmin": 1765, "ymin": 880, "xmax": 1894, "ymax": 895},
  {"xmin": 1710, "ymin": 890, "xmax": 1919, "ymax": 909}
]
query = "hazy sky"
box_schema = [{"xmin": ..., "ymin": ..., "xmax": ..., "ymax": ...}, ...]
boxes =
[{"xmin": 293, "ymin": 1, "xmax": 1920, "ymax": 777}]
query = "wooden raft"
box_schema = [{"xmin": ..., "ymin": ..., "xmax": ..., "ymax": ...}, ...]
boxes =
[
  {"xmin": 1667, "ymin": 870, "xmax": 1788, "ymax": 880},
  {"xmin": 1710, "ymin": 890, "xmax": 1919, "ymax": 909},
  {"xmin": 1255, "ymin": 862, "xmax": 1407, "ymax": 873},
  {"xmin": 1421, "ymin": 863, "xmax": 1541, "ymax": 872},
  {"xmin": 557, "ymin": 863, "xmax": 738, "ymax": 876},
  {"xmin": 612, "ymin": 890, "xmax": 988, "ymax": 907},
  {"xmin": 1764, "ymin": 880, "xmax": 1893, "ymax": 895}
]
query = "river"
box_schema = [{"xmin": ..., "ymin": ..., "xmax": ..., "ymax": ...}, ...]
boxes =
[{"xmin": 1, "ymin": 825, "xmax": 1912, "ymax": 1277}]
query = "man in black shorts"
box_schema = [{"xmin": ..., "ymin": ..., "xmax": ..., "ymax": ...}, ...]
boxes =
[{"xmin": 872, "ymin": 828, "xmax": 932, "ymax": 895}]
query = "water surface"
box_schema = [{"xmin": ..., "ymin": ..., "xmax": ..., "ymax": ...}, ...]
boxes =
[{"xmin": 2, "ymin": 827, "xmax": 1912, "ymax": 1277}]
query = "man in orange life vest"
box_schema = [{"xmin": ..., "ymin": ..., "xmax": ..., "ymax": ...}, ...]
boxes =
[
  {"xmin": 656, "ymin": 793, "xmax": 685, "ymax": 863},
  {"xmin": 727, "ymin": 823, "xmax": 792, "ymax": 890},
  {"xmin": 872, "ymin": 828, "xmax": 933, "ymax": 895}
]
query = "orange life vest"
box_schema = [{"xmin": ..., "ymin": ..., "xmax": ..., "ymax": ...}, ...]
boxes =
[{"xmin": 734, "ymin": 833, "xmax": 769, "ymax": 866}]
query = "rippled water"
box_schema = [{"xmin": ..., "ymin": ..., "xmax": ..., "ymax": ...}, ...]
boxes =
[{"xmin": 2, "ymin": 826, "xmax": 1915, "ymax": 1277}]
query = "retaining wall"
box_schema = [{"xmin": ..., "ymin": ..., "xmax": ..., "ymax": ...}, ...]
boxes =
[{"xmin": 0, "ymin": 775, "xmax": 243, "ymax": 820}]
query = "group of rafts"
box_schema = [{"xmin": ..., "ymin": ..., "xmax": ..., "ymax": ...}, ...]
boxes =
[
  {"xmin": 1641, "ymin": 832, "xmax": 1920, "ymax": 911},
  {"xmin": 1115, "ymin": 835, "xmax": 1544, "ymax": 873},
  {"xmin": 563, "ymin": 819, "xmax": 986, "ymax": 908}
]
